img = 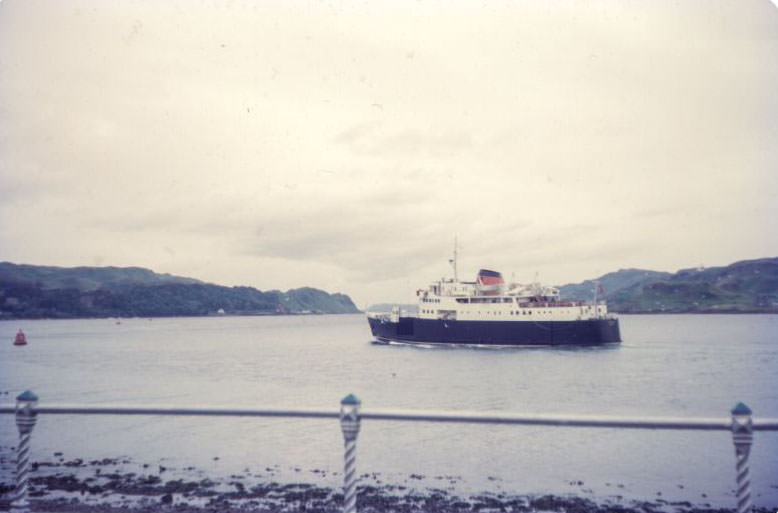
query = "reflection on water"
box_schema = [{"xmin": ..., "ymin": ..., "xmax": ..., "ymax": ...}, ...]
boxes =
[{"xmin": 373, "ymin": 339, "xmax": 623, "ymax": 352}]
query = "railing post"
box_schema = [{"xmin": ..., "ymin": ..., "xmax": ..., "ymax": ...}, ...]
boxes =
[
  {"xmin": 11, "ymin": 390, "xmax": 38, "ymax": 513},
  {"xmin": 731, "ymin": 402, "xmax": 753, "ymax": 513},
  {"xmin": 339, "ymin": 394, "xmax": 361, "ymax": 513}
]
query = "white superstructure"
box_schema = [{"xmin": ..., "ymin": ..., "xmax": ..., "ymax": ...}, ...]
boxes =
[
  {"xmin": 404, "ymin": 241, "xmax": 610, "ymax": 323},
  {"xmin": 415, "ymin": 275, "xmax": 608, "ymax": 322}
]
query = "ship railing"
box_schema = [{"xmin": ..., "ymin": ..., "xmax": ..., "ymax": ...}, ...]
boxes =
[{"xmin": 2, "ymin": 393, "xmax": 776, "ymax": 513}]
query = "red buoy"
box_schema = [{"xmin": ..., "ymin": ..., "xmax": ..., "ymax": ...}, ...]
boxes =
[{"xmin": 13, "ymin": 329, "xmax": 27, "ymax": 346}]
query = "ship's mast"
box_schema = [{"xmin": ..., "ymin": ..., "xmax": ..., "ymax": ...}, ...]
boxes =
[{"xmin": 449, "ymin": 237, "xmax": 459, "ymax": 282}]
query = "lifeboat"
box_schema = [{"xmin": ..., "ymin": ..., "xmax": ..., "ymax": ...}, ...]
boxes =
[{"xmin": 13, "ymin": 329, "xmax": 27, "ymax": 346}]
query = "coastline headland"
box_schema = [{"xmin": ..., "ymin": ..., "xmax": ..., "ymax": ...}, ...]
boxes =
[
  {"xmin": 2, "ymin": 257, "xmax": 778, "ymax": 319},
  {"xmin": 0, "ymin": 263, "xmax": 359, "ymax": 320}
]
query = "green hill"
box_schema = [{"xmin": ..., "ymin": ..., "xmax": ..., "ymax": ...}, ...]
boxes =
[
  {"xmin": 557, "ymin": 268, "xmax": 672, "ymax": 302},
  {"xmin": 0, "ymin": 263, "xmax": 203, "ymax": 291},
  {"xmin": 558, "ymin": 257, "xmax": 778, "ymax": 313},
  {"xmin": 0, "ymin": 262, "xmax": 360, "ymax": 319}
]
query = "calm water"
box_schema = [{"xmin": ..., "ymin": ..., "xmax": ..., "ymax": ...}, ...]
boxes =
[{"xmin": 1, "ymin": 314, "xmax": 776, "ymax": 507}]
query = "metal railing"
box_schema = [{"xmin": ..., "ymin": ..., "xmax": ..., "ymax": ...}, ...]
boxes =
[{"xmin": 2, "ymin": 391, "xmax": 776, "ymax": 513}]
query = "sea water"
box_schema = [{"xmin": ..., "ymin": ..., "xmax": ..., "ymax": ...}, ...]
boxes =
[{"xmin": 1, "ymin": 314, "xmax": 776, "ymax": 507}]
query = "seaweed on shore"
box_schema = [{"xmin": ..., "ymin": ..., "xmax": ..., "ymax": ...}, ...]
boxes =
[{"xmin": 0, "ymin": 456, "xmax": 771, "ymax": 513}]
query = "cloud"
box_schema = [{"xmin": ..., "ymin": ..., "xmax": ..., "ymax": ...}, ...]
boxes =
[
  {"xmin": 335, "ymin": 122, "xmax": 473, "ymax": 158},
  {"xmin": 1, "ymin": 0, "xmax": 777, "ymax": 306}
]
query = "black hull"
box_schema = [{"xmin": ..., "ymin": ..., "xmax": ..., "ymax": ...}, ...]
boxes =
[{"xmin": 368, "ymin": 316, "xmax": 621, "ymax": 346}]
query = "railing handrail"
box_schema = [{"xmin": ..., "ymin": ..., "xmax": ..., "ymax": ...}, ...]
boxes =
[
  {"xmin": 2, "ymin": 403, "xmax": 777, "ymax": 431},
  {"xmin": 2, "ymin": 393, "xmax": 770, "ymax": 513}
]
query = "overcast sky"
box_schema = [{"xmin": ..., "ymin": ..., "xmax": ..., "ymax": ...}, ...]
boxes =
[{"xmin": 1, "ymin": 0, "xmax": 777, "ymax": 307}]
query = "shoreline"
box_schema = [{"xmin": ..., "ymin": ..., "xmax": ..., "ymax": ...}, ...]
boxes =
[
  {"xmin": 3, "ymin": 310, "xmax": 778, "ymax": 322},
  {"xmin": 0, "ymin": 456, "xmax": 769, "ymax": 513}
]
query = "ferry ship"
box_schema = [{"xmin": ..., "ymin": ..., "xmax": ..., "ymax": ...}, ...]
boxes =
[{"xmin": 367, "ymin": 250, "xmax": 621, "ymax": 347}]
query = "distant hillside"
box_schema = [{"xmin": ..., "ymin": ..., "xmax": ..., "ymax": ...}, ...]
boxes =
[
  {"xmin": 558, "ymin": 257, "xmax": 778, "ymax": 313},
  {"xmin": 557, "ymin": 268, "xmax": 672, "ymax": 301},
  {"xmin": 0, "ymin": 263, "xmax": 203, "ymax": 291},
  {"xmin": 0, "ymin": 263, "xmax": 360, "ymax": 319}
]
